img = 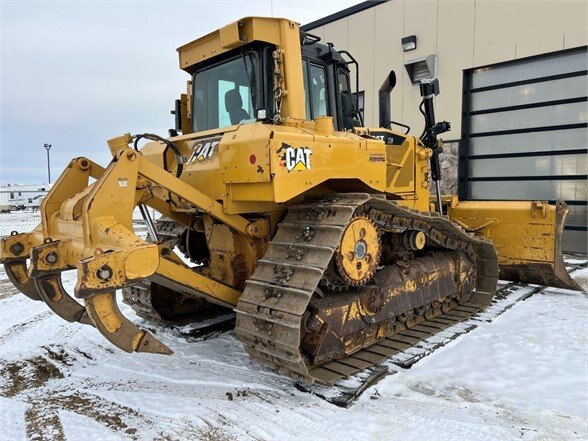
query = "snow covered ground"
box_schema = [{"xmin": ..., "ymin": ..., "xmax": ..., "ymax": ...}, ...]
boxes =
[
  {"xmin": 0, "ymin": 210, "xmax": 148, "ymax": 239},
  {"xmin": 0, "ymin": 211, "xmax": 42, "ymax": 238},
  {"xmin": 0, "ymin": 211, "xmax": 586, "ymax": 440}
]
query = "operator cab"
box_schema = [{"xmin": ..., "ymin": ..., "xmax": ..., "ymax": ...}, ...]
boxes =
[
  {"xmin": 188, "ymin": 33, "xmax": 360, "ymax": 133},
  {"xmin": 299, "ymin": 32, "xmax": 361, "ymax": 131}
]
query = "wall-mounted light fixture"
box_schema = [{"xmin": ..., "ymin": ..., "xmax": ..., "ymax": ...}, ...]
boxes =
[
  {"xmin": 401, "ymin": 35, "xmax": 417, "ymax": 52},
  {"xmin": 404, "ymin": 55, "xmax": 437, "ymax": 84}
]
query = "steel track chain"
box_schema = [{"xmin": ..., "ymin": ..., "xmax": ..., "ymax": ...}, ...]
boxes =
[{"xmin": 235, "ymin": 193, "xmax": 498, "ymax": 384}]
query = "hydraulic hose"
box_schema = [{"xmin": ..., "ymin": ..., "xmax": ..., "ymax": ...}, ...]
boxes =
[{"xmin": 133, "ymin": 133, "xmax": 184, "ymax": 178}]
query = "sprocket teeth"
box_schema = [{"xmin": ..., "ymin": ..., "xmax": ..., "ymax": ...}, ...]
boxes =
[{"xmin": 333, "ymin": 214, "xmax": 382, "ymax": 287}]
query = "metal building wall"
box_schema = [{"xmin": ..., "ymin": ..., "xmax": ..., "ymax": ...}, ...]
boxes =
[{"xmin": 459, "ymin": 47, "xmax": 587, "ymax": 253}]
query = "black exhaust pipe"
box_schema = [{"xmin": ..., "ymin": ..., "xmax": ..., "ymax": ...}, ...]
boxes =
[{"xmin": 378, "ymin": 70, "xmax": 396, "ymax": 128}]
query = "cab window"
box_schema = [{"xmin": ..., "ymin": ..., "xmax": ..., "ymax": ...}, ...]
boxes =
[
  {"xmin": 302, "ymin": 60, "xmax": 329, "ymax": 120},
  {"xmin": 337, "ymin": 69, "xmax": 355, "ymax": 130},
  {"xmin": 192, "ymin": 52, "xmax": 258, "ymax": 132}
]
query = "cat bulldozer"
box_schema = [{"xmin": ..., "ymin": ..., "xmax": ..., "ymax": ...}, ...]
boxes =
[{"xmin": 1, "ymin": 17, "xmax": 580, "ymax": 384}]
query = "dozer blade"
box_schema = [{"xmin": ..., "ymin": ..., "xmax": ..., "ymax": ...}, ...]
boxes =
[
  {"xmin": 84, "ymin": 292, "xmax": 173, "ymax": 355},
  {"xmin": 34, "ymin": 274, "xmax": 93, "ymax": 325},
  {"xmin": 448, "ymin": 200, "xmax": 581, "ymax": 291},
  {"xmin": 497, "ymin": 202, "xmax": 579, "ymax": 290},
  {"xmin": 4, "ymin": 260, "xmax": 41, "ymax": 301}
]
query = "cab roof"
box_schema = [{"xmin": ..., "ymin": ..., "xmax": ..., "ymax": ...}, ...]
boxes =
[{"xmin": 177, "ymin": 17, "xmax": 299, "ymax": 73}]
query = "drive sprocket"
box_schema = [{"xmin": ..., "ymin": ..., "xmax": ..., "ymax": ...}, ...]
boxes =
[{"xmin": 323, "ymin": 214, "xmax": 382, "ymax": 289}]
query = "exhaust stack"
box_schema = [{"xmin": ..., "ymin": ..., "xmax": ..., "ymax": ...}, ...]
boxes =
[{"xmin": 378, "ymin": 70, "xmax": 396, "ymax": 128}]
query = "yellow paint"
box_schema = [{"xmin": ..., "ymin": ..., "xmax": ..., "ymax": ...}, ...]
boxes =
[
  {"xmin": 448, "ymin": 200, "xmax": 563, "ymax": 265},
  {"xmin": 346, "ymin": 302, "xmax": 362, "ymax": 322},
  {"xmin": 177, "ymin": 17, "xmax": 305, "ymax": 121},
  {"xmin": 156, "ymin": 258, "xmax": 242, "ymax": 307},
  {"xmin": 414, "ymin": 231, "xmax": 426, "ymax": 250},
  {"xmin": 405, "ymin": 280, "xmax": 417, "ymax": 292},
  {"xmin": 90, "ymin": 293, "xmax": 122, "ymax": 333},
  {"xmin": 338, "ymin": 216, "xmax": 381, "ymax": 284}
]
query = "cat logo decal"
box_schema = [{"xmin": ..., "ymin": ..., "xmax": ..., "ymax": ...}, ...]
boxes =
[
  {"xmin": 278, "ymin": 143, "xmax": 312, "ymax": 172},
  {"xmin": 188, "ymin": 137, "xmax": 221, "ymax": 162}
]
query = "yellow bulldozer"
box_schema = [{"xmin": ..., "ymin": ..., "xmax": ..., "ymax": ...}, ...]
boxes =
[{"xmin": 1, "ymin": 17, "xmax": 580, "ymax": 384}]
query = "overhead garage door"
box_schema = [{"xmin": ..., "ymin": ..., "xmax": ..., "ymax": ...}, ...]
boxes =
[{"xmin": 459, "ymin": 47, "xmax": 587, "ymax": 254}]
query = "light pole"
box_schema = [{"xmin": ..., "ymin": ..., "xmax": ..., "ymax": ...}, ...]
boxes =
[{"xmin": 43, "ymin": 143, "xmax": 52, "ymax": 183}]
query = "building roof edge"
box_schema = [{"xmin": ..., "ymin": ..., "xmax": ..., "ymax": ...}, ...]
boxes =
[{"xmin": 301, "ymin": 0, "xmax": 388, "ymax": 31}]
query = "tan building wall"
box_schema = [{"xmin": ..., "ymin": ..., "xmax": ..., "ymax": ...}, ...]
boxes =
[{"xmin": 304, "ymin": 0, "xmax": 588, "ymax": 137}]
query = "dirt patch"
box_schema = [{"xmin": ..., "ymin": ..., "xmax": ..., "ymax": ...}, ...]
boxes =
[
  {"xmin": 409, "ymin": 383, "xmax": 482, "ymax": 403},
  {"xmin": 454, "ymin": 386, "xmax": 482, "ymax": 403},
  {"xmin": 42, "ymin": 345, "xmax": 75, "ymax": 367},
  {"xmin": 197, "ymin": 425, "xmax": 238, "ymax": 441},
  {"xmin": 20, "ymin": 391, "xmax": 149, "ymax": 441},
  {"xmin": 0, "ymin": 350, "xmax": 144, "ymax": 438},
  {"xmin": 25, "ymin": 405, "xmax": 65, "ymax": 441},
  {"xmin": 0, "ymin": 351, "xmax": 182, "ymax": 440},
  {"xmin": 46, "ymin": 393, "xmax": 143, "ymax": 436},
  {"xmin": 0, "ymin": 356, "xmax": 64, "ymax": 398}
]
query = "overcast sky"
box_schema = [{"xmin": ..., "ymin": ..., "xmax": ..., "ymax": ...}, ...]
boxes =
[{"xmin": 0, "ymin": 0, "xmax": 361, "ymax": 185}]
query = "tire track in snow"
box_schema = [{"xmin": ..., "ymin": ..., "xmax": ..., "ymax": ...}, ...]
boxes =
[{"xmin": 0, "ymin": 311, "xmax": 53, "ymax": 346}]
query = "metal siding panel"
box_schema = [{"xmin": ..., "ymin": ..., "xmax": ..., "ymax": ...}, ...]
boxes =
[
  {"xmin": 402, "ymin": 0, "xmax": 439, "ymax": 134},
  {"xmin": 347, "ymin": 9, "xmax": 376, "ymax": 126},
  {"xmin": 470, "ymin": 127, "xmax": 588, "ymax": 156},
  {"xmin": 322, "ymin": 18, "xmax": 349, "ymax": 55},
  {"xmin": 373, "ymin": 0, "xmax": 406, "ymax": 126},
  {"xmin": 467, "ymin": 179, "xmax": 587, "ymax": 201},
  {"xmin": 562, "ymin": 229, "xmax": 587, "ymax": 254},
  {"xmin": 472, "ymin": 48, "xmax": 588, "ymax": 89},
  {"xmin": 515, "ymin": 31, "xmax": 565, "ymax": 60},
  {"xmin": 471, "ymin": 75, "xmax": 588, "ymax": 112},
  {"xmin": 468, "ymin": 154, "xmax": 587, "ymax": 178},
  {"xmin": 470, "ymin": 101, "xmax": 588, "ymax": 134},
  {"xmin": 435, "ymin": 0, "xmax": 475, "ymax": 137},
  {"xmin": 567, "ymin": 205, "xmax": 587, "ymax": 228}
]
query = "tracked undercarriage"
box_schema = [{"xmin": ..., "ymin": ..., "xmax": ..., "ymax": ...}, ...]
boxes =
[
  {"xmin": 235, "ymin": 193, "xmax": 498, "ymax": 383},
  {"xmin": 119, "ymin": 193, "xmax": 498, "ymax": 384}
]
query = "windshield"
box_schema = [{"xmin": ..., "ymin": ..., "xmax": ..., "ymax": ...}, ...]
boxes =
[{"xmin": 192, "ymin": 51, "xmax": 258, "ymax": 132}]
